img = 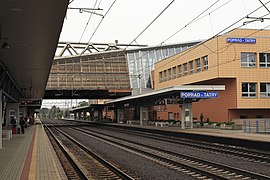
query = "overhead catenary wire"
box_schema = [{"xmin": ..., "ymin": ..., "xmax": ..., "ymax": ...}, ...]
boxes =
[
  {"xmin": 79, "ymin": 0, "xmax": 99, "ymax": 43},
  {"xmin": 127, "ymin": 0, "xmax": 232, "ymax": 77},
  {"xmin": 87, "ymin": 0, "xmax": 117, "ymax": 43},
  {"xmin": 154, "ymin": 21, "xmax": 270, "ymax": 77},
  {"xmin": 132, "ymin": 1, "xmax": 270, "ymax": 77},
  {"xmin": 160, "ymin": 0, "xmax": 220, "ymax": 45},
  {"xmin": 123, "ymin": 0, "xmax": 175, "ymax": 51}
]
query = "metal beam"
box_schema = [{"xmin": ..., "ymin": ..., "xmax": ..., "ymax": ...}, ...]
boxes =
[
  {"xmin": 0, "ymin": 69, "xmax": 24, "ymax": 102},
  {"xmin": 56, "ymin": 42, "xmax": 147, "ymax": 57}
]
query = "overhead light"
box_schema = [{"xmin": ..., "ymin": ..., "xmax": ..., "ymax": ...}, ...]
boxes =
[
  {"xmin": 10, "ymin": 8, "xmax": 22, "ymax": 12},
  {"xmin": 2, "ymin": 42, "xmax": 10, "ymax": 49}
]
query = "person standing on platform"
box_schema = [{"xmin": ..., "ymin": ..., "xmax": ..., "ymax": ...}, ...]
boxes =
[
  {"xmin": 200, "ymin": 113, "xmax": 204, "ymax": 126},
  {"xmin": 19, "ymin": 117, "xmax": 26, "ymax": 134}
]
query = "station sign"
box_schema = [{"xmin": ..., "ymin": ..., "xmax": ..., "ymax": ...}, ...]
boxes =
[
  {"xmin": 226, "ymin": 38, "xmax": 256, "ymax": 44},
  {"xmin": 20, "ymin": 98, "xmax": 42, "ymax": 106},
  {"xmin": 180, "ymin": 92, "xmax": 218, "ymax": 99}
]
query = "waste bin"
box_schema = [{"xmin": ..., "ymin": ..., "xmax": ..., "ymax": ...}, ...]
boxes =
[{"xmin": 12, "ymin": 127, "xmax": 16, "ymax": 134}]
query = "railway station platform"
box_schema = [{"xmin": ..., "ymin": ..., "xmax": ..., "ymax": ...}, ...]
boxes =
[
  {"xmin": 0, "ymin": 119, "xmax": 67, "ymax": 180},
  {"xmin": 113, "ymin": 123, "xmax": 270, "ymax": 143},
  {"xmin": 64, "ymin": 118, "xmax": 270, "ymax": 143}
]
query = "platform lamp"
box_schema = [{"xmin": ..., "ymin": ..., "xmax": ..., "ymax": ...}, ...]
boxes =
[
  {"xmin": 0, "ymin": 28, "xmax": 10, "ymax": 49},
  {"xmin": 1, "ymin": 42, "xmax": 10, "ymax": 49}
]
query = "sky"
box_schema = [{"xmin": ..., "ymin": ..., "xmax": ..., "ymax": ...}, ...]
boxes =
[
  {"xmin": 59, "ymin": 0, "xmax": 270, "ymax": 45},
  {"xmin": 42, "ymin": 0, "xmax": 270, "ymax": 108}
]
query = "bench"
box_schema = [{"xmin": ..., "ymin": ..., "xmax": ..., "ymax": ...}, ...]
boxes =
[
  {"xmin": 155, "ymin": 122, "xmax": 168, "ymax": 127},
  {"xmin": 127, "ymin": 120, "xmax": 140, "ymax": 124}
]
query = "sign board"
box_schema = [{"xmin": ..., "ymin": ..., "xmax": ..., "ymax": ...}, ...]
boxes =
[
  {"xmin": 20, "ymin": 99, "xmax": 42, "ymax": 106},
  {"xmin": 226, "ymin": 38, "xmax": 256, "ymax": 44},
  {"xmin": 180, "ymin": 92, "xmax": 218, "ymax": 99}
]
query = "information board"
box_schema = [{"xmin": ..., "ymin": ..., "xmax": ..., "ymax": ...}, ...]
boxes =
[
  {"xmin": 180, "ymin": 92, "xmax": 218, "ymax": 99},
  {"xmin": 226, "ymin": 38, "xmax": 256, "ymax": 44}
]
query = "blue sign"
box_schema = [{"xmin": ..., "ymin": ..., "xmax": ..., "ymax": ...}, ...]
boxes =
[
  {"xmin": 180, "ymin": 92, "xmax": 218, "ymax": 99},
  {"xmin": 227, "ymin": 38, "xmax": 256, "ymax": 44}
]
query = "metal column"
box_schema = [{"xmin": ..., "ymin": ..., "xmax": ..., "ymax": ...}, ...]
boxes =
[
  {"xmin": 140, "ymin": 107, "xmax": 143, "ymax": 126},
  {"xmin": 0, "ymin": 90, "xmax": 2, "ymax": 149},
  {"xmin": 117, "ymin": 109, "xmax": 120, "ymax": 123}
]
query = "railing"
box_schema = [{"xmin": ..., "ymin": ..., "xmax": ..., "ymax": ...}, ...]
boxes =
[{"xmin": 243, "ymin": 119, "xmax": 270, "ymax": 133}]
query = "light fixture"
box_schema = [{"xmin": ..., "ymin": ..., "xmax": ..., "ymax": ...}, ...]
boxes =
[
  {"xmin": 2, "ymin": 42, "xmax": 10, "ymax": 49},
  {"xmin": 10, "ymin": 8, "xmax": 23, "ymax": 12}
]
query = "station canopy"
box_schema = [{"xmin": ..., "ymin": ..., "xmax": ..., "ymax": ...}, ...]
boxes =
[{"xmin": 106, "ymin": 85, "xmax": 225, "ymax": 107}]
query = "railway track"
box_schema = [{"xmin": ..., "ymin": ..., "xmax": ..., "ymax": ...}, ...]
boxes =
[
  {"xmin": 44, "ymin": 125, "xmax": 88, "ymax": 179},
  {"xmin": 45, "ymin": 124, "xmax": 134, "ymax": 180},
  {"xmin": 91, "ymin": 125, "xmax": 270, "ymax": 164},
  {"xmin": 72, "ymin": 127, "xmax": 270, "ymax": 180}
]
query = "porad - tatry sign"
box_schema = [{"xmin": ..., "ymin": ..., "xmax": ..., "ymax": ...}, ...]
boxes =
[
  {"xmin": 180, "ymin": 92, "xmax": 218, "ymax": 99},
  {"xmin": 226, "ymin": 37, "xmax": 256, "ymax": 44}
]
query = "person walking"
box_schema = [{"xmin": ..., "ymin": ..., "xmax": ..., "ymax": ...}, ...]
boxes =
[
  {"xmin": 200, "ymin": 113, "xmax": 204, "ymax": 126},
  {"xmin": 19, "ymin": 117, "xmax": 26, "ymax": 134}
]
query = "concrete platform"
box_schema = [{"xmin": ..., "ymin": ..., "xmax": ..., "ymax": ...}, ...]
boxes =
[
  {"xmin": 67, "ymin": 118, "xmax": 270, "ymax": 143},
  {"xmin": 0, "ymin": 119, "xmax": 67, "ymax": 180},
  {"xmin": 116, "ymin": 123, "xmax": 270, "ymax": 143}
]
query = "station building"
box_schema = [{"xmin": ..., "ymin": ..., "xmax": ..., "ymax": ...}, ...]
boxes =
[{"xmin": 153, "ymin": 28, "xmax": 270, "ymax": 123}]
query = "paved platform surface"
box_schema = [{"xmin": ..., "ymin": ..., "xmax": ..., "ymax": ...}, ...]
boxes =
[
  {"xmin": 0, "ymin": 120, "xmax": 67, "ymax": 180},
  {"xmin": 65, "ymin": 118, "xmax": 270, "ymax": 143},
  {"xmin": 116, "ymin": 123, "xmax": 270, "ymax": 143}
]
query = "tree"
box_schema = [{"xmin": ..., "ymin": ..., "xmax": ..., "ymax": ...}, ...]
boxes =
[
  {"xmin": 64, "ymin": 109, "xmax": 70, "ymax": 118},
  {"xmin": 78, "ymin": 101, "xmax": 88, "ymax": 107}
]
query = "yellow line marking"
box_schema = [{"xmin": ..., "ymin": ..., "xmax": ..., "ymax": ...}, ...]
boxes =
[{"xmin": 28, "ymin": 127, "xmax": 38, "ymax": 179}]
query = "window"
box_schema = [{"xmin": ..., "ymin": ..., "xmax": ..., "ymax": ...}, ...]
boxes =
[
  {"xmin": 177, "ymin": 65, "xmax": 182, "ymax": 77},
  {"xmin": 172, "ymin": 67, "xmax": 176, "ymax": 79},
  {"xmin": 259, "ymin": 53, "xmax": 270, "ymax": 67},
  {"xmin": 168, "ymin": 112, "xmax": 174, "ymax": 120},
  {"xmin": 162, "ymin": 49, "xmax": 168, "ymax": 58},
  {"xmin": 242, "ymin": 82, "xmax": 257, "ymax": 97},
  {"xmin": 163, "ymin": 70, "xmax": 167, "ymax": 81},
  {"xmin": 241, "ymin": 52, "xmax": 256, "ymax": 67},
  {"xmin": 159, "ymin": 72, "xmax": 163, "ymax": 82},
  {"xmin": 195, "ymin": 58, "xmax": 201, "ymax": 72},
  {"xmin": 260, "ymin": 83, "xmax": 270, "ymax": 97},
  {"xmin": 168, "ymin": 68, "xmax": 172, "ymax": 80},
  {"xmin": 189, "ymin": 60, "xmax": 194, "ymax": 74},
  {"xmin": 202, "ymin": 56, "xmax": 208, "ymax": 70},
  {"xmin": 183, "ymin": 63, "xmax": 188, "ymax": 76}
]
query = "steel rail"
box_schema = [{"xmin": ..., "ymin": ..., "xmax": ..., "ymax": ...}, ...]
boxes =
[
  {"xmin": 74, "ymin": 127, "xmax": 270, "ymax": 180},
  {"xmin": 51, "ymin": 126, "xmax": 134, "ymax": 180},
  {"xmin": 94, "ymin": 125, "xmax": 270, "ymax": 164},
  {"xmin": 44, "ymin": 124, "xmax": 88, "ymax": 179}
]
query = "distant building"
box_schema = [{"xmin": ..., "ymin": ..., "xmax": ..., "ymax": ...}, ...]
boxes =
[
  {"xmin": 126, "ymin": 41, "xmax": 201, "ymax": 90},
  {"xmin": 154, "ymin": 28, "xmax": 270, "ymax": 122}
]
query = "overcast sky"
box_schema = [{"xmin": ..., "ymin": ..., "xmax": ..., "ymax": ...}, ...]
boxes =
[{"xmin": 59, "ymin": 0, "xmax": 270, "ymax": 46}]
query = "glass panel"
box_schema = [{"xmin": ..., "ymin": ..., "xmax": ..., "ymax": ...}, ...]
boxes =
[
  {"xmin": 203, "ymin": 56, "xmax": 208, "ymax": 70},
  {"xmin": 156, "ymin": 50, "xmax": 161, "ymax": 60},
  {"xmin": 168, "ymin": 48, "xmax": 175, "ymax": 56},
  {"xmin": 189, "ymin": 61, "xmax": 194, "ymax": 74},
  {"xmin": 178, "ymin": 65, "xmax": 182, "ymax": 77},
  {"xmin": 162, "ymin": 49, "xmax": 168, "ymax": 58},
  {"xmin": 241, "ymin": 52, "xmax": 256, "ymax": 67},
  {"xmin": 260, "ymin": 83, "xmax": 266, "ymax": 92},
  {"xmin": 249, "ymin": 83, "xmax": 256, "ymax": 92},
  {"xmin": 184, "ymin": 63, "xmax": 188, "ymax": 75},
  {"xmin": 172, "ymin": 67, "xmax": 176, "ymax": 79},
  {"xmin": 242, "ymin": 83, "xmax": 248, "ymax": 92}
]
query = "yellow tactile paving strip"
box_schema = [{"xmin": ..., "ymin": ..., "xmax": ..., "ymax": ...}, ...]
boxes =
[
  {"xmin": 34, "ymin": 124, "xmax": 67, "ymax": 180},
  {"xmin": 28, "ymin": 127, "xmax": 37, "ymax": 179}
]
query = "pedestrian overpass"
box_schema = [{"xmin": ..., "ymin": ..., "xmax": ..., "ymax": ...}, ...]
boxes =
[{"xmin": 44, "ymin": 42, "xmax": 146, "ymax": 99}]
